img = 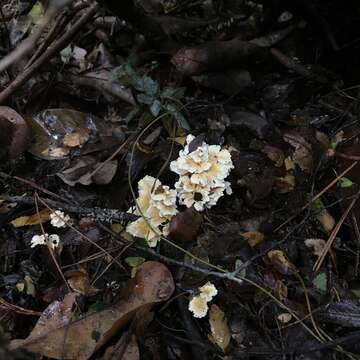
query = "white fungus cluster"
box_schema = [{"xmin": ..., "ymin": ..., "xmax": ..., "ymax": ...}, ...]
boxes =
[
  {"xmin": 170, "ymin": 135, "xmax": 233, "ymax": 211},
  {"xmin": 50, "ymin": 210, "xmax": 70, "ymax": 228},
  {"xmin": 31, "ymin": 234, "xmax": 60, "ymax": 249},
  {"xmin": 188, "ymin": 281, "xmax": 218, "ymax": 318},
  {"xmin": 126, "ymin": 135, "xmax": 234, "ymax": 245},
  {"xmin": 126, "ymin": 176, "xmax": 178, "ymax": 247}
]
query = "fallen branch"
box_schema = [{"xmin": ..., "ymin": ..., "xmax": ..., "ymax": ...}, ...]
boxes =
[
  {"xmin": 314, "ymin": 187, "xmax": 360, "ymax": 272},
  {"xmin": 1, "ymin": 195, "xmax": 137, "ymax": 223},
  {"xmin": 171, "ymin": 37, "xmax": 267, "ymax": 76},
  {"xmin": 0, "ymin": 0, "xmax": 73, "ymax": 74},
  {"xmin": 0, "ymin": 2, "xmax": 98, "ymax": 104}
]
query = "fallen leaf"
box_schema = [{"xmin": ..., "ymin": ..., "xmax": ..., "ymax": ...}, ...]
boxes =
[
  {"xmin": 64, "ymin": 268, "xmax": 99, "ymax": 296},
  {"xmin": 104, "ymin": 332, "xmax": 139, "ymax": 360},
  {"xmin": 12, "ymin": 292, "xmax": 78, "ymax": 348},
  {"xmin": 62, "ymin": 128, "xmax": 90, "ymax": 148},
  {"xmin": 241, "ymin": 231, "xmax": 265, "ymax": 247},
  {"xmin": 57, "ymin": 156, "xmax": 118, "ymax": 186},
  {"xmin": 262, "ymin": 145, "xmax": 285, "ymax": 167},
  {"xmin": 11, "ymin": 208, "xmax": 51, "ymax": 227},
  {"xmin": 313, "ymin": 272, "xmax": 327, "ymax": 293},
  {"xmin": 339, "ymin": 176, "xmax": 355, "ymax": 188},
  {"xmin": 284, "ymin": 133, "xmax": 313, "ymax": 173},
  {"xmin": 28, "ymin": 2, "xmax": 44, "ymax": 24},
  {"xmin": 11, "ymin": 261, "xmax": 174, "ymax": 359},
  {"xmin": 0, "ymin": 106, "xmax": 29, "ymax": 161},
  {"xmin": 125, "ymin": 257, "xmax": 146, "ymax": 278},
  {"xmin": 26, "ymin": 109, "xmax": 118, "ymax": 160},
  {"xmin": 316, "ymin": 208, "xmax": 335, "ymax": 233},
  {"xmin": 267, "ymin": 250, "xmax": 297, "ymax": 275},
  {"xmin": 275, "ymin": 174, "xmax": 296, "ymax": 193},
  {"xmin": 284, "ymin": 156, "xmax": 295, "ymax": 171},
  {"xmin": 208, "ymin": 304, "xmax": 231, "ymax": 352}
]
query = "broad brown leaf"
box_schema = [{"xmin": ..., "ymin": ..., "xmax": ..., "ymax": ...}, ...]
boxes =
[{"xmin": 11, "ymin": 261, "xmax": 174, "ymax": 359}]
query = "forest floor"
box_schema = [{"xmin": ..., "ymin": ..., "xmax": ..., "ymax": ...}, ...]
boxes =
[{"xmin": 1, "ymin": 0, "xmax": 360, "ymax": 359}]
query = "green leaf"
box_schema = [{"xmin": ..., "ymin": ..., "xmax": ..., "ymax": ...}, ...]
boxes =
[
  {"xmin": 133, "ymin": 75, "xmax": 159, "ymax": 96},
  {"xmin": 150, "ymin": 100, "xmax": 162, "ymax": 116},
  {"xmin": 125, "ymin": 257, "xmax": 146, "ymax": 267},
  {"xmin": 164, "ymin": 103, "xmax": 190, "ymax": 130},
  {"xmin": 161, "ymin": 86, "xmax": 186, "ymax": 99},
  {"xmin": 330, "ymin": 131, "xmax": 344, "ymax": 149},
  {"xmin": 60, "ymin": 46, "xmax": 72, "ymax": 59},
  {"xmin": 137, "ymin": 93, "xmax": 155, "ymax": 105},
  {"xmin": 313, "ymin": 198, "xmax": 324, "ymax": 211},
  {"xmin": 351, "ymin": 288, "xmax": 360, "ymax": 298},
  {"xmin": 313, "ymin": 272, "xmax": 327, "ymax": 293},
  {"xmin": 339, "ymin": 176, "xmax": 355, "ymax": 188},
  {"xmin": 123, "ymin": 63, "xmax": 137, "ymax": 79},
  {"xmin": 28, "ymin": 2, "xmax": 44, "ymax": 24}
]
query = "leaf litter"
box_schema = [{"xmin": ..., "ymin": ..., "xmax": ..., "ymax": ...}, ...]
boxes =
[{"xmin": 1, "ymin": 0, "xmax": 360, "ymax": 359}]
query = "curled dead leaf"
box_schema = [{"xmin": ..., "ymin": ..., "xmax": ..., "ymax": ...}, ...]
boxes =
[
  {"xmin": 283, "ymin": 133, "xmax": 313, "ymax": 173},
  {"xmin": 0, "ymin": 106, "xmax": 29, "ymax": 161},
  {"xmin": 267, "ymin": 250, "xmax": 297, "ymax": 275},
  {"xmin": 262, "ymin": 145, "xmax": 285, "ymax": 167},
  {"xmin": 64, "ymin": 268, "xmax": 99, "ymax": 296},
  {"xmin": 11, "ymin": 261, "xmax": 174, "ymax": 359},
  {"xmin": 57, "ymin": 156, "xmax": 118, "ymax": 186}
]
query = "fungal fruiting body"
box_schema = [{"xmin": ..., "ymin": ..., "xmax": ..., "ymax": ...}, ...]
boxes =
[
  {"xmin": 126, "ymin": 176, "xmax": 178, "ymax": 247},
  {"xmin": 188, "ymin": 281, "xmax": 218, "ymax": 318},
  {"xmin": 170, "ymin": 135, "xmax": 233, "ymax": 211}
]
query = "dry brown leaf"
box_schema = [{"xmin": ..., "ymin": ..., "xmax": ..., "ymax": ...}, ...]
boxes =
[
  {"xmin": 284, "ymin": 156, "xmax": 295, "ymax": 171},
  {"xmin": 283, "ymin": 133, "xmax": 313, "ymax": 173},
  {"xmin": 208, "ymin": 304, "xmax": 231, "ymax": 352},
  {"xmin": 11, "ymin": 261, "xmax": 174, "ymax": 360},
  {"xmin": 241, "ymin": 231, "xmax": 265, "ymax": 247},
  {"xmin": 11, "ymin": 208, "xmax": 51, "ymax": 227},
  {"xmin": 63, "ymin": 128, "xmax": 90, "ymax": 148},
  {"xmin": 0, "ymin": 106, "xmax": 29, "ymax": 160},
  {"xmin": 267, "ymin": 250, "xmax": 297, "ymax": 275},
  {"xmin": 262, "ymin": 145, "xmax": 284, "ymax": 167},
  {"xmin": 57, "ymin": 156, "xmax": 118, "ymax": 186},
  {"xmin": 64, "ymin": 268, "xmax": 99, "ymax": 296},
  {"xmin": 103, "ymin": 332, "xmax": 139, "ymax": 360},
  {"xmin": 12, "ymin": 292, "xmax": 78, "ymax": 346},
  {"xmin": 275, "ymin": 174, "xmax": 296, "ymax": 193}
]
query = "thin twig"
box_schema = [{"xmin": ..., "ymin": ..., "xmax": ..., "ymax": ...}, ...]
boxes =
[
  {"xmin": 0, "ymin": 195, "xmax": 136, "ymax": 223},
  {"xmin": 0, "ymin": 2, "xmax": 98, "ymax": 103},
  {"xmin": 275, "ymin": 161, "xmax": 358, "ymax": 233},
  {"xmin": 314, "ymin": 187, "xmax": 360, "ymax": 272}
]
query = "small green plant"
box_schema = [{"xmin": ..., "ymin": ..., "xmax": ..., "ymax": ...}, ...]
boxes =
[{"xmin": 111, "ymin": 64, "xmax": 189, "ymax": 130}]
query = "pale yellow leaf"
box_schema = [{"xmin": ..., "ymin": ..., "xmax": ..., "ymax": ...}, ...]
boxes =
[
  {"xmin": 11, "ymin": 208, "xmax": 51, "ymax": 227},
  {"xmin": 209, "ymin": 304, "xmax": 231, "ymax": 352}
]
